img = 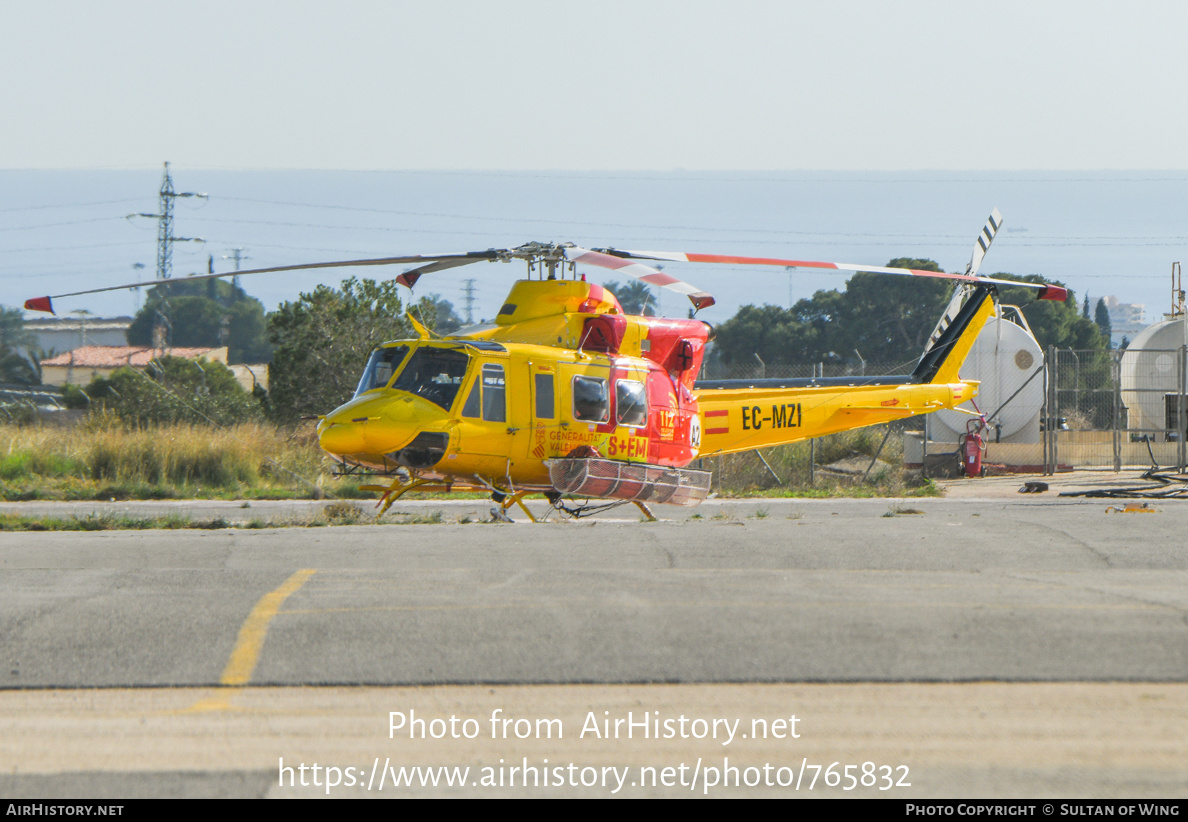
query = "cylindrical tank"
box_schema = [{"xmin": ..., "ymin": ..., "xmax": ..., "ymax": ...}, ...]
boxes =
[
  {"xmin": 933, "ymin": 314, "xmax": 1044, "ymax": 442},
  {"xmin": 1119, "ymin": 315, "xmax": 1188, "ymax": 438}
]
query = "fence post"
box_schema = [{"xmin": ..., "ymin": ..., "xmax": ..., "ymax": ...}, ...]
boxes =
[
  {"xmin": 808, "ymin": 362, "xmax": 822, "ymax": 485},
  {"xmin": 1180, "ymin": 345, "xmax": 1187, "ymax": 473},
  {"xmin": 1045, "ymin": 345, "xmax": 1056, "ymax": 475},
  {"xmin": 1041, "ymin": 350, "xmax": 1048, "ymax": 475},
  {"xmin": 1113, "ymin": 349, "xmax": 1123, "ymax": 472},
  {"xmin": 921, "ymin": 416, "xmax": 929, "ymax": 478}
]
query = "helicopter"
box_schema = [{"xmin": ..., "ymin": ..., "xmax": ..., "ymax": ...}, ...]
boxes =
[{"xmin": 26, "ymin": 210, "xmax": 1066, "ymax": 522}]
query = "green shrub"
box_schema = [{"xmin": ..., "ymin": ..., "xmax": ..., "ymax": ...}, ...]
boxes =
[{"xmin": 84, "ymin": 356, "xmax": 262, "ymax": 427}]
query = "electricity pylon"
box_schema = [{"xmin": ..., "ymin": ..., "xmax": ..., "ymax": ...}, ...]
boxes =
[{"xmin": 130, "ymin": 162, "xmax": 206, "ymax": 280}]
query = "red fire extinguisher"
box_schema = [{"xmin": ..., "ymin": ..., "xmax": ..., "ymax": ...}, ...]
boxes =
[{"xmin": 959, "ymin": 418, "xmax": 988, "ymax": 478}]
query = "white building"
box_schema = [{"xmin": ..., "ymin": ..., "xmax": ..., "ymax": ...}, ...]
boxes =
[
  {"xmin": 23, "ymin": 316, "xmax": 133, "ymax": 357},
  {"xmin": 1103, "ymin": 297, "xmax": 1146, "ymax": 348}
]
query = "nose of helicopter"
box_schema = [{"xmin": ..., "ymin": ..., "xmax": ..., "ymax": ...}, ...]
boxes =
[
  {"xmin": 317, "ymin": 418, "xmax": 370, "ymax": 456},
  {"xmin": 317, "ymin": 392, "xmax": 447, "ymax": 461}
]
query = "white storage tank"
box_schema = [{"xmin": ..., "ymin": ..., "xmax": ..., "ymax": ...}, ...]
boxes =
[
  {"xmin": 929, "ymin": 309, "xmax": 1044, "ymax": 444},
  {"xmin": 1119, "ymin": 315, "xmax": 1188, "ymax": 440}
]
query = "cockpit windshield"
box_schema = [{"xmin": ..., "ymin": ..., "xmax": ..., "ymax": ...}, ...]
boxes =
[
  {"xmin": 354, "ymin": 345, "xmax": 410, "ymax": 398},
  {"xmin": 391, "ymin": 346, "xmax": 472, "ymax": 410}
]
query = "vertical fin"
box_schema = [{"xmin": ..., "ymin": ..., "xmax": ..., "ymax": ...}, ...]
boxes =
[{"xmin": 912, "ymin": 285, "xmax": 996, "ymax": 385}]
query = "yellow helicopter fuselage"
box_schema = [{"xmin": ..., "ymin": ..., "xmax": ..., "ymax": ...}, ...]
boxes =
[{"xmin": 316, "ymin": 277, "xmax": 993, "ymax": 506}]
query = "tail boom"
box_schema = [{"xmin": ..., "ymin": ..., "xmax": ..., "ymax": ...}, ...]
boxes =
[
  {"xmin": 693, "ymin": 284, "xmax": 997, "ymax": 456},
  {"xmin": 694, "ymin": 379, "xmax": 977, "ymax": 456}
]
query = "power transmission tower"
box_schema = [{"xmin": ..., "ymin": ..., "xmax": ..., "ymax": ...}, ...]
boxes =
[
  {"xmin": 462, "ymin": 278, "xmax": 477, "ymax": 324},
  {"xmin": 130, "ymin": 162, "xmax": 206, "ymax": 280}
]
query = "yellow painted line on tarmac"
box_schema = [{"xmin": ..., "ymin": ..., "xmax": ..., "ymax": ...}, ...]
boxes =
[
  {"xmin": 177, "ymin": 692, "xmax": 242, "ymax": 714},
  {"xmin": 220, "ymin": 568, "xmax": 316, "ymax": 687}
]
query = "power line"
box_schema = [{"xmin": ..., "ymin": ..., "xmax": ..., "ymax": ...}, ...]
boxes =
[
  {"xmin": 0, "ymin": 198, "xmax": 142, "ymax": 214},
  {"xmin": 0, "ymin": 216, "xmax": 126, "ymax": 232}
]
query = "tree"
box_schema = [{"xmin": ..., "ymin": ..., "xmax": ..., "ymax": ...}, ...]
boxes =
[
  {"xmin": 414, "ymin": 294, "xmax": 464, "ymax": 334},
  {"xmin": 126, "ymin": 279, "xmax": 272, "ymax": 364},
  {"xmin": 84, "ymin": 355, "xmax": 260, "ymax": 427},
  {"xmin": 603, "ymin": 280, "xmax": 656, "ymax": 316},
  {"xmin": 712, "ymin": 258, "xmax": 953, "ymax": 370},
  {"xmin": 712, "ymin": 303, "xmax": 823, "ymax": 366},
  {"xmin": 0, "ymin": 306, "xmax": 40, "ymax": 385},
  {"xmin": 265, "ymin": 277, "xmax": 421, "ymax": 422},
  {"xmin": 992, "ymin": 274, "xmax": 1107, "ymax": 351},
  {"xmin": 810, "ymin": 259, "xmax": 953, "ymax": 365},
  {"xmin": 711, "ymin": 261, "xmax": 1111, "ymax": 373},
  {"xmin": 1094, "ymin": 297, "xmax": 1113, "ymax": 346}
]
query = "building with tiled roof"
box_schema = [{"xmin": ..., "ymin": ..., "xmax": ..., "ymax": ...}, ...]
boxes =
[{"xmin": 40, "ymin": 346, "xmax": 228, "ymax": 387}]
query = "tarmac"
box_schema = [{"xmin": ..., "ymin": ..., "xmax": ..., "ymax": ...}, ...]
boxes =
[{"xmin": 1, "ymin": 468, "xmax": 1185, "ymax": 798}]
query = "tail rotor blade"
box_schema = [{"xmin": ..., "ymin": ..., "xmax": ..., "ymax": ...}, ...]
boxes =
[{"xmin": 966, "ymin": 208, "xmax": 1004, "ymax": 278}]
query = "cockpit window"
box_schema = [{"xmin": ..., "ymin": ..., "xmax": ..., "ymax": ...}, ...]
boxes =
[
  {"xmin": 391, "ymin": 347, "xmax": 471, "ymax": 410},
  {"xmin": 354, "ymin": 345, "xmax": 410, "ymax": 398}
]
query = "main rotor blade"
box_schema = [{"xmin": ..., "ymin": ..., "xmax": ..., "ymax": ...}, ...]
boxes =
[
  {"xmin": 565, "ymin": 246, "xmax": 715, "ymax": 310},
  {"xmin": 24, "ymin": 251, "xmax": 501, "ymax": 314},
  {"xmin": 395, "ymin": 257, "xmax": 489, "ymax": 288},
  {"xmin": 598, "ymin": 248, "xmax": 1068, "ymax": 302}
]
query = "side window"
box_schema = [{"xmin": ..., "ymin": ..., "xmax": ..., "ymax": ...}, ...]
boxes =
[
  {"xmin": 463, "ymin": 363, "xmax": 506, "ymax": 421},
  {"xmin": 534, "ymin": 373, "xmax": 555, "ymax": 419},
  {"xmin": 572, "ymin": 375, "xmax": 609, "ymax": 423},
  {"xmin": 616, "ymin": 379, "xmax": 647, "ymax": 427},
  {"xmin": 462, "ymin": 379, "xmax": 482, "ymax": 418},
  {"xmin": 481, "ymin": 364, "xmax": 505, "ymax": 422},
  {"xmin": 460, "ymin": 363, "xmax": 503, "ymax": 420}
]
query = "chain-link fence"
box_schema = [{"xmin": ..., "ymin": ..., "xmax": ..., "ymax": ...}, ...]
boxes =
[
  {"xmin": 802, "ymin": 346, "xmax": 1188, "ymax": 476},
  {"xmin": 1043, "ymin": 346, "xmax": 1188, "ymax": 473},
  {"xmin": 699, "ymin": 360, "xmax": 915, "ymax": 381}
]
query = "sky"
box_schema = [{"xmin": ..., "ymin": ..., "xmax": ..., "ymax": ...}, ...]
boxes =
[
  {"xmin": 4, "ymin": 1, "xmax": 1188, "ymax": 171},
  {"xmin": 3, "ymin": 2, "xmax": 1188, "ymax": 329}
]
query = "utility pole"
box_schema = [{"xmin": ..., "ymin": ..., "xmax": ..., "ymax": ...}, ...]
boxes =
[
  {"xmin": 222, "ymin": 247, "xmax": 250, "ymax": 293},
  {"xmin": 130, "ymin": 162, "xmax": 206, "ymax": 281},
  {"xmin": 130, "ymin": 262, "xmax": 146, "ymax": 311},
  {"xmin": 462, "ymin": 278, "xmax": 477, "ymax": 324}
]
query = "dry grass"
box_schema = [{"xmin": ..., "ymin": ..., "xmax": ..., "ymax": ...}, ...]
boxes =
[
  {"xmin": 705, "ymin": 427, "xmax": 936, "ymax": 498},
  {"xmin": 0, "ymin": 419, "xmax": 366, "ymax": 501},
  {"xmin": 1, "ymin": 419, "xmax": 934, "ymax": 502}
]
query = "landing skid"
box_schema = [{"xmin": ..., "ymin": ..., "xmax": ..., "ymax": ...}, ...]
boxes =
[
  {"xmin": 489, "ymin": 492, "xmax": 657, "ymax": 523},
  {"xmin": 489, "ymin": 490, "xmax": 541, "ymax": 523},
  {"xmin": 362, "ymin": 477, "xmax": 659, "ymax": 523},
  {"xmin": 361, "ymin": 477, "xmax": 448, "ymax": 517}
]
